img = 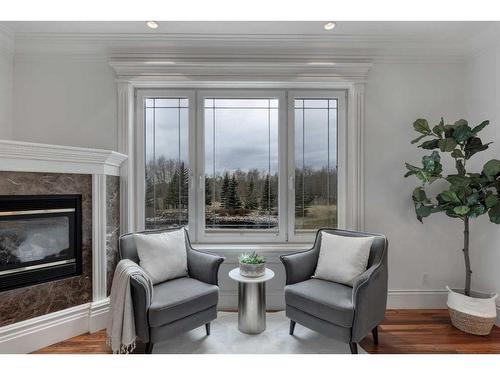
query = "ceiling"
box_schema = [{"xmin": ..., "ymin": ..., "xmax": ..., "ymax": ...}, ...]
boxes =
[
  {"xmin": 0, "ymin": 21, "xmax": 498, "ymax": 62},
  {"xmin": 0, "ymin": 21, "xmax": 493, "ymax": 40}
]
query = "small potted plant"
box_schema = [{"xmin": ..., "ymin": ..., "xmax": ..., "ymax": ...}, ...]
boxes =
[
  {"xmin": 239, "ymin": 252, "xmax": 266, "ymax": 278},
  {"xmin": 404, "ymin": 118, "xmax": 500, "ymax": 335}
]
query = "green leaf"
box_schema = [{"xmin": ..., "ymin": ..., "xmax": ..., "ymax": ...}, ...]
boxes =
[
  {"xmin": 468, "ymin": 204, "xmax": 486, "ymax": 218},
  {"xmin": 413, "ymin": 119, "xmax": 431, "ymax": 134},
  {"xmin": 411, "ymin": 134, "xmax": 428, "ymax": 144},
  {"xmin": 453, "ymin": 205, "xmax": 470, "ymax": 216},
  {"xmin": 454, "ymin": 119, "xmax": 468, "ymax": 127},
  {"xmin": 452, "ymin": 124, "xmax": 474, "ymax": 143},
  {"xmin": 444, "ymin": 124, "xmax": 456, "ymax": 138},
  {"xmin": 445, "ymin": 208, "xmax": 460, "ymax": 218},
  {"xmin": 472, "ymin": 120, "xmax": 489, "ymax": 134},
  {"xmin": 432, "ymin": 118, "xmax": 445, "ymax": 138},
  {"xmin": 488, "ymin": 203, "xmax": 500, "ymax": 224},
  {"xmin": 439, "ymin": 190, "xmax": 461, "ymax": 204},
  {"xmin": 438, "ymin": 138, "xmax": 457, "ymax": 152},
  {"xmin": 422, "ymin": 151, "xmax": 443, "ymax": 175},
  {"xmin": 446, "ymin": 174, "xmax": 471, "ymax": 187},
  {"xmin": 464, "ymin": 137, "xmax": 492, "ymax": 159},
  {"xmin": 416, "ymin": 205, "xmax": 433, "ymax": 221},
  {"xmin": 466, "ymin": 193, "xmax": 479, "ymax": 206},
  {"xmin": 482, "ymin": 159, "xmax": 500, "ymax": 178},
  {"xmin": 412, "ymin": 187, "xmax": 427, "ymax": 202},
  {"xmin": 419, "ymin": 139, "xmax": 440, "ymax": 150},
  {"xmin": 485, "ymin": 194, "xmax": 498, "ymax": 208}
]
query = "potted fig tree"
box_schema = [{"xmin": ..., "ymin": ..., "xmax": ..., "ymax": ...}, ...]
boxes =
[{"xmin": 404, "ymin": 118, "xmax": 500, "ymax": 335}]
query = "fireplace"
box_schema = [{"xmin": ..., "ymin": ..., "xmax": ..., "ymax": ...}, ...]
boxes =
[{"xmin": 0, "ymin": 195, "xmax": 82, "ymax": 292}]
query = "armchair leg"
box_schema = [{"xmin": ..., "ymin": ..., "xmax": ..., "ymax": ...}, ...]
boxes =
[
  {"xmin": 289, "ymin": 320, "xmax": 296, "ymax": 335},
  {"xmin": 349, "ymin": 342, "xmax": 358, "ymax": 354},
  {"xmin": 372, "ymin": 326, "xmax": 379, "ymax": 345},
  {"xmin": 205, "ymin": 322, "xmax": 211, "ymax": 336},
  {"xmin": 145, "ymin": 342, "xmax": 154, "ymax": 354}
]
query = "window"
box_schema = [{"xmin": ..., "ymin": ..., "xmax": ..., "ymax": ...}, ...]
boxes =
[
  {"xmin": 294, "ymin": 98, "xmax": 338, "ymax": 230},
  {"xmin": 143, "ymin": 97, "xmax": 190, "ymax": 229},
  {"xmin": 204, "ymin": 98, "xmax": 279, "ymax": 231},
  {"xmin": 137, "ymin": 89, "xmax": 345, "ymax": 243}
]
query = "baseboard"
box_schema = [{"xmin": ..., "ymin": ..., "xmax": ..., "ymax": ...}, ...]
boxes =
[
  {"xmin": 89, "ymin": 298, "xmax": 110, "ymax": 333},
  {"xmin": 0, "ymin": 298, "xmax": 110, "ymax": 354},
  {"xmin": 387, "ymin": 289, "xmax": 449, "ymax": 309}
]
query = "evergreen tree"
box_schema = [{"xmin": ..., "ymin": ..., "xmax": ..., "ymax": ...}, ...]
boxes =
[
  {"xmin": 227, "ymin": 174, "xmax": 242, "ymax": 209},
  {"xmin": 180, "ymin": 162, "xmax": 189, "ymax": 209},
  {"xmin": 167, "ymin": 170, "xmax": 180, "ymax": 209},
  {"xmin": 205, "ymin": 177, "xmax": 212, "ymax": 206},
  {"xmin": 220, "ymin": 172, "xmax": 230, "ymax": 209},
  {"xmin": 260, "ymin": 174, "xmax": 277, "ymax": 211},
  {"xmin": 245, "ymin": 178, "xmax": 259, "ymax": 210}
]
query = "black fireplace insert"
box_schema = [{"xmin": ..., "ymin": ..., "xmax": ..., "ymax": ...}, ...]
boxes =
[{"xmin": 0, "ymin": 195, "xmax": 82, "ymax": 292}]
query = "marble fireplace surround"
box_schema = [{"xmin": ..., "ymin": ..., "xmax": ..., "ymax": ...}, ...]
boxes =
[{"xmin": 0, "ymin": 140, "xmax": 126, "ymax": 353}]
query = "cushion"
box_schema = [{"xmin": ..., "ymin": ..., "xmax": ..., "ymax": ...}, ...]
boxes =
[
  {"xmin": 285, "ymin": 278, "xmax": 354, "ymax": 328},
  {"xmin": 313, "ymin": 232, "xmax": 374, "ymax": 286},
  {"xmin": 134, "ymin": 229, "xmax": 188, "ymax": 285},
  {"xmin": 148, "ymin": 277, "xmax": 219, "ymax": 327}
]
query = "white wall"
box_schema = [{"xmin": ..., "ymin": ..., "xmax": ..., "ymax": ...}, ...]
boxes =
[
  {"xmin": 12, "ymin": 58, "xmax": 117, "ymax": 150},
  {"xmin": 365, "ymin": 63, "xmax": 468, "ymax": 306},
  {"xmin": 0, "ymin": 33, "xmax": 13, "ymax": 139},
  {"xmin": 464, "ymin": 47, "xmax": 500, "ymax": 321},
  {"xmin": 7, "ymin": 51, "xmax": 490, "ymax": 308}
]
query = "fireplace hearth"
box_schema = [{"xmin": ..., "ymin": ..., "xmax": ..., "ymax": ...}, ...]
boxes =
[{"xmin": 0, "ymin": 195, "xmax": 82, "ymax": 291}]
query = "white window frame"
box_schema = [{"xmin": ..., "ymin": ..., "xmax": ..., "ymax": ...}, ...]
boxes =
[
  {"xmin": 195, "ymin": 89, "xmax": 287, "ymax": 243},
  {"xmin": 287, "ymin": 90, "xmax": 347, "ymax": 243},
  {"xmin": 135, "ymin": 89, "xmax": 197, "ymax": 239},
  {"xmin": 133, "ymin": 87, "xmax": 351, "ymax": 244}
]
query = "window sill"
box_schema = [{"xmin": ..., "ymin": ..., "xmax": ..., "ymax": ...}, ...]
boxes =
[{"xmin": 191, "ymin": 242, "xmax": 312, "ymax": 253}]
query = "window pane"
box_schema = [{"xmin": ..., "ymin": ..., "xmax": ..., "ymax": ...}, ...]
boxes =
[
  {"xmin": 294, "ymin": 98, "xmax": 337, "ymax": 230},
  {"xmin": 204, "ymin": 98, "xmax": 279, "ymax": 230},
  {"xmin": 144, "ymin": 97, "xmax": 189, "ymax": 230}
]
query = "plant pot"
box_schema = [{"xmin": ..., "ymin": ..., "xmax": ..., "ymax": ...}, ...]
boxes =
[
  {"xmin": 239, "ymin": 261, "xmax": 266, "ymax": 278},
  {"xmin": 446, "ymin": 286, "xmax": 498, "ymax": 336}
]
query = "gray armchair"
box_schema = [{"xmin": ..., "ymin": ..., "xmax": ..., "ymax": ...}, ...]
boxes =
[
  {"xmin": 280, "ymin": 228, "xmax": 388, "ymax": 354},
  {"xmin": 119, "ymin": 228, "xmax": 224, "ymax": 354}
]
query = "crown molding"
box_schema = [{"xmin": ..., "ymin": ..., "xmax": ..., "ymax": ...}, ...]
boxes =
[
  {"xmin": 0, "ymin": 26, "xmax": 14, "ymax": 58},
  {"xmin": 109, "ymin": 58, "xmax": 373, "ymax": 82},
  {"xmin": 0, "ymin": 139, "xmax": 127, "ymax": 176},
  {"xmin": 10, "ymin": 31, "xmax": 471, "ymax": 64}
]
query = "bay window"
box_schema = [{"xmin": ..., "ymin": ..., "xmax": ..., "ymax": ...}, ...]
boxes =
[{"xmin": 136, "ymin": 88, "xmax": 345, "ymax": 243}]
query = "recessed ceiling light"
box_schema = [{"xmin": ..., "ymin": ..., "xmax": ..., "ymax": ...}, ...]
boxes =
[
  {"xmin": 324, "ymin": 22, "xmax": 336, "ymax": 31},
  {"xmin": 146, "ymin": 21, "xmax": 159, "ymax": 29}
]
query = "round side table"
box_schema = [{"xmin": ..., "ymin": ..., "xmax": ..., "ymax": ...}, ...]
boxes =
[{"xmin": 228, "ymin": 267, "xmax": 275, "ymax": 334}]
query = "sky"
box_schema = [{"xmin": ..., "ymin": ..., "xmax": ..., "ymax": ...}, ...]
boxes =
[{"xmin": 145, "ymin": 99, "xmax": 338, "ymax": 175}]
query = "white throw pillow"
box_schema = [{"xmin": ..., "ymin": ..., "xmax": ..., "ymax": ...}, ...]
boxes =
[
  {"xmin": 313, "ymin": 232, "xmax": 374, "ymax": 286},
  {"xmin": 134, "ymin": 229, "xmax": 188, "ymax": 285}
]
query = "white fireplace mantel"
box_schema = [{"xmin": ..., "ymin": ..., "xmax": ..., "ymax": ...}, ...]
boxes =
[
  {"xmin": 0, "ymin": 139, "xmax": 127, "ymax": 353},
  {"xmin": 0, "ymin": 139, "xmax": 127, "ymax": 176}
]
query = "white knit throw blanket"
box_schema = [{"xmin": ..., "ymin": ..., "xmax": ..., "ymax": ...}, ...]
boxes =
[{"xmin": 107, "ymin": 259, "xmax": 153, "ymax": 354}]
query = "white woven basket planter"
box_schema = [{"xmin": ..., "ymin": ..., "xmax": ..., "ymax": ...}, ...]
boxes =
[{"xmin": 446, "ymin": 286, "xmax": 498, "ymax": 336}]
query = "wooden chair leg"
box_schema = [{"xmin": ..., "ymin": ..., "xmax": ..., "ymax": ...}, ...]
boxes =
[
  {"xmin": 205, "ymin": 322, "xmax": 211, "ymax": 336},
  {"xmin": 372, "ymin": 326, "xmax": 379, "ymax": 345},
  {"xmin": 145, "ymin": 342, "xmax": 154, "ymax": 354},
  {"xmin": 349, "ymin": 342, "xmax": 358, "ymax": 354},
  {"xmin": 289, "ymin": 320, "xmax": 296, "ymax": 335}
]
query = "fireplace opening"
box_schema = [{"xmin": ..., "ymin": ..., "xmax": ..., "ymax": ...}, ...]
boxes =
[{"xmin": 0, "ymin": 195, "xmax": 82, "ymax": 292}]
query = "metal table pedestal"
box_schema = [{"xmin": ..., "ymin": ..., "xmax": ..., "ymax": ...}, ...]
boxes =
[{"xmin": 228, "ymin": 268, "xmax": 275, "ymax": 335}]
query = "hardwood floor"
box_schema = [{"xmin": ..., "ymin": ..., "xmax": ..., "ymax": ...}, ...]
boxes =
[{"xmin": 33, "ymin": 309, "xmax": 500, "ymax": 354}]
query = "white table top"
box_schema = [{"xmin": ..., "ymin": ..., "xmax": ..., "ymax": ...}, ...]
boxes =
[{"xmin": 228, "ymin": 267, "xmax": 275, "ymax": 283}]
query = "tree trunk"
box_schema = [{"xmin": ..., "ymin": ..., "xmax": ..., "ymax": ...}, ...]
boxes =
[{"xmin": 463, "ymin": 217, "xmax": 472, "ymax": 296}]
